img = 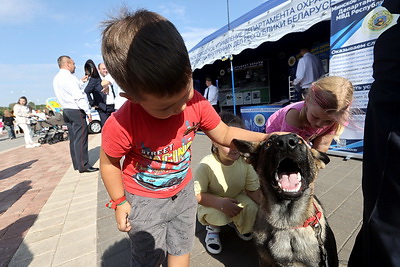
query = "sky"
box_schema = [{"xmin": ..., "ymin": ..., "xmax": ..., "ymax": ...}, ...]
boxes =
[{"xmin": 0, "ymin": 0, "xmax": 267, "ymax": 107}]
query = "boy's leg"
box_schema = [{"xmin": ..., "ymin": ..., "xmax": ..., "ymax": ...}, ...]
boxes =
[
  {"xmin": 125, "ymin": 193, "xmax": 167, "ymax": 267},
  {"xmin": 125, "ymin": 179, "xmax": 197, "ymax": 266},
  {"xmin": 168, "ymin": 254, "xmax": 190, "ymax": 267},
  {"xmin": 166, "ymin": 179, "xmax": 197, "ymax": 258}
]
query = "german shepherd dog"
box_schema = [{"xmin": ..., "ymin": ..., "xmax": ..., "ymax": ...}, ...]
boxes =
[{"xmin": 233, "ymin": 133, "xmax": 338, "ymax": 267}]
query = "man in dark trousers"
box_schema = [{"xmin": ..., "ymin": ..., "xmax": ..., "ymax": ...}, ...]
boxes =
[
  {"xmin": 348, "ymin": 1, "xmax": 400, "ymax": 266},
  {"xmin": 53, "ymin": 56, "xmax": 99, "ymax": 173}
]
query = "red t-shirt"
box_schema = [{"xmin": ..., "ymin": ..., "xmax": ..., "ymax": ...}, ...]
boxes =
[{"xmin": 102, "ymin": 90, "xmax": 221, "ymax": 198}]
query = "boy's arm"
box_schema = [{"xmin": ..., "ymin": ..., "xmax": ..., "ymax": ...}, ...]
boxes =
[
  {"xmin": 100, "ymin": 148, "xmax": 132, "ymax": 232},
  {"xmin": 203, "ymin": 121, "xmax": 269, "ymax": 147}
]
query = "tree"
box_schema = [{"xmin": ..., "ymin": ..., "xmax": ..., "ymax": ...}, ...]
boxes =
[{"xmin": 28, "ymin": 102, "xmax": 36, "ymax": 109}]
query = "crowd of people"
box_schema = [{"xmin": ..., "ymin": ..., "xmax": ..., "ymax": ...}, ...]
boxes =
[{"xmin": 2, "ymin": 1, "xmax": 398, "ymax": 265}]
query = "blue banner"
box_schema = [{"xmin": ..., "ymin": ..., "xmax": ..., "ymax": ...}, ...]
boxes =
[{"xmin": 329, "ymin": 0, "xmax": 398, "ymax": 158}]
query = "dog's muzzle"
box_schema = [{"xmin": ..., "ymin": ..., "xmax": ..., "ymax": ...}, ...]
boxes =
[{"xmin": 268, "ymin": 134, "xmax": 307, "ymax": 199}]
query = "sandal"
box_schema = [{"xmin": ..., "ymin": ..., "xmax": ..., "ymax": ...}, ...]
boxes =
[
  {"xmin": 205, "ymin": 226, "xmax": 222, "ymax": 254},
  {"xmin": 228, "ymin": 222, "xmax": 253, "ymax": 241}
]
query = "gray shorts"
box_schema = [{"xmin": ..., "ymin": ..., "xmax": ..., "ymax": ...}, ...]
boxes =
[{"xmin": 125, "ymin": 179, "xmax": 197, "ymax": 267}]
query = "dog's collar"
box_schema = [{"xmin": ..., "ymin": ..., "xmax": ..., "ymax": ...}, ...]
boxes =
[{"xmin": 296, "ymin": 203, "xmax": 322, "ymax": 228}]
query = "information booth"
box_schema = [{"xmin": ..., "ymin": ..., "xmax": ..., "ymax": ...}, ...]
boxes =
[{"xmin": 190, "ymin": 0, "xmax": 399, "ymax": 158}]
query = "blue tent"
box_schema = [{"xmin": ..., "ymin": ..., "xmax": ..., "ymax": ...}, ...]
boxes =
[{"xmin": 189, "ymin": 0, "xmax": 331, "ymax": 70}]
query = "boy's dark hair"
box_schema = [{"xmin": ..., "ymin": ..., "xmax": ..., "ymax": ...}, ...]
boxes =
[{"xmin": 101, "ymin": 9, "xmax": 192, "ymax": 100}]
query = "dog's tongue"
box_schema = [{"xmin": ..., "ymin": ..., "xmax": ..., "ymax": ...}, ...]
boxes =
[{"xmin": 279, "ymin": 173, "xmax": 299, "ymax": 190}]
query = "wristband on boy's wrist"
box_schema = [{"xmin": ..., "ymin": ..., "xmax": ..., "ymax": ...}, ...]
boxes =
[{"xmin": 106, "ymin": 196, "xmax": 127, "ymax": 210}]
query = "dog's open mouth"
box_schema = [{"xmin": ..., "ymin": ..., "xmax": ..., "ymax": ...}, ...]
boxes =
[{"xmin": 273, "ymin": 158, "xmax": 304, "ymax": 198}]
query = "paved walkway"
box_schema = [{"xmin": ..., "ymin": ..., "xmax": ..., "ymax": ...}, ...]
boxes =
[{"xmin": 0, "ymin": 132, "xmax": 363, "ymax": 266}]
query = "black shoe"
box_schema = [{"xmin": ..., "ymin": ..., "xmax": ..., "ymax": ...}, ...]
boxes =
[{"xmin": 79, "ymin": 167, "xmax": 99, "ymax": 173}]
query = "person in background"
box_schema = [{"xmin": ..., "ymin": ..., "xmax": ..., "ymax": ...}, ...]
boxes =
[
  {"xmin": 53, "ymin": 55, "xmax": 99, "ymax": 173},
  {"xmin": 292, "ymin": 47, "xmax": 325, "ymax": 100},
  {"xmin": 99, "ymin": 9, "xmax": 274, "ymax": 267},
  {"xmin": 2, "ymin": 109, "xmax": 16, "ymax": 140},
  {"xmin": 348, "ymin": 0, "xmax": 400, "ymax": 266},
  {"xmin": 13, "ymin": 96, "xmax": 40, "ymax": 148},
  {"xmin": 204, "ymin": 76, "xmax": 220, "ymax": 113},
  {"xmin": 35, "ymin": 110, "xmax": 47, "ymax": 130},
  {"xmin": 84, "ymin": 59, "xmax": 111, "ymax": 126},
  {"xmin": 194, "ymin": 111, "xmax": 262, "ymax": 255},
  {"xmin": 29, "ymin": 108, "xmax": 38, "ymax": 137},
  {"xmin": 266, "ymin": 76, "xmax": 353, "ymax": 152},
  {"xmin": 98, "ymin": 62, "xmax": 127, "ymax": 110}
]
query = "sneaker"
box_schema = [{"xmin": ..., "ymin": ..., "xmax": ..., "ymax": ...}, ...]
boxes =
[
  {"xmin": 25, "ymin": 144, "xmax": 36, "ymax": 148},
  {"xmin": 228, "ymin": 222, "xmax": 253, "ymax": 241},
  {"xmin": 32, "ymin": 143, "xmax": 41, "ymax": 147},
  {"xmin": 205, "ymin": 226, "xmax": 222, "ymax": 254},
  {"xmin": 235, "ymin": 231, "xmax": 253, "ymax": 241}
]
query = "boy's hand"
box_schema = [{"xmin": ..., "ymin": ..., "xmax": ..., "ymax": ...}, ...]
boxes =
[{"xmin": 115, "ymin": 201, "xmax": 132, "ymax": 232}]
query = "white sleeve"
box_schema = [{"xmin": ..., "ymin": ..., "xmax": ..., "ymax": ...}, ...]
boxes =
[
  {"xmin": 70, "ymin": 76, "xmax": 90, "ymax": 114},
  {"xmin": 293, "ymin": 58, "xmax": 306, "ymax": 86},
  {"xmin": 13, "ymin": 105, "xmax": 23, "ymax": 117},
  {"xmin": 209, "ymin": 86, "xmax": 219, "ymax": 103}
]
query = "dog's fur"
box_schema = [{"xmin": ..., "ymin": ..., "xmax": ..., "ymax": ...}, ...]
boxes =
[{"xmin": 233, "ymin": 133, "xmax": 338, "ymax": 267}]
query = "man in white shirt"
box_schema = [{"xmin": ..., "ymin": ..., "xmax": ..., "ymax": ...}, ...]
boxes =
[
  {"xmin": 53, "ymin": 55, "xmax": 99, "ymax": 173},
  {"xmin": 204, "ymin": 77, "xmax": 220, "ymax": 113},
  {"xmin": 292, "ymin": 47, "xmax": 325, "ymax": 100},
  {"xmin": 98, "ymin": 62, "xmax": 126, "ymax": 110}
]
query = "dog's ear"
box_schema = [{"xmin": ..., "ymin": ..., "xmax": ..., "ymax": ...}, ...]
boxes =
[
  {"xmin": 311, "ymin": 149, "xmax": 330, "ymax": 169},
  {"xmin": 232, "ymin": 139, "xmax": 262, "ymax": 166}
]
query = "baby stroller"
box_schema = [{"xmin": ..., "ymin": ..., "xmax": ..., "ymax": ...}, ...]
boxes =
[
  {"xmin": 36, "ymin": 113, "xmax": 69, "ymax": 145},
  {"xmin": 37, "ymin": 124, "xmax": 68, "ymax": 145}
]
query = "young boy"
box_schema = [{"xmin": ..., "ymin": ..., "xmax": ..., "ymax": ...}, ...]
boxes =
[{"xmin": 100, "ymin": 9, "xmax": 271, "ymax": 267}]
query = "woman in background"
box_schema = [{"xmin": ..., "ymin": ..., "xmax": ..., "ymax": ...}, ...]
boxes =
[{"xmin": 13, "ymin": 96, "xmax": 40, "ymax": 148}]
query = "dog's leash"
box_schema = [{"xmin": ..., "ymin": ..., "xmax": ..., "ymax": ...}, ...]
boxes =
[
  {"xmin": 294, "ymin": 203, "xmax": 329, "ymax": 267},
  {"xmin": 313, "ymin": 216, "xmax": 329, "ymax": 267},
  {"xmin": 311, "ymin": 204, "xmax": 329, "ymax": 267}
]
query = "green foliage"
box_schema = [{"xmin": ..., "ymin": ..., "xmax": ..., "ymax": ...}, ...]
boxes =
[
  {"xmin": 0, "ymin": 103, "xmax": 47, "ymax": 117},
  {"xmin": 35, "ymin": 104, "xmax": 47, "ymax": 111},
  {"xmin": 28, "ymin": 102, "xmax": 36, "ymax": 109}
]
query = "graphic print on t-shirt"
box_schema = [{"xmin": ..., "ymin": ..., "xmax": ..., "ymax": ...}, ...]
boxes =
[{"xmin": 132, "ymin": 120, "xmax": 199, "ymax": 191}]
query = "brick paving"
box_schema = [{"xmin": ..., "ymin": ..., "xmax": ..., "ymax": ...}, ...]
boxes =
[
  {"xmin": 0, "ymin": 134, "xmax": 96, "ymax": 267},
  {"xmin": 0, "ymin": 132, "xmax": 364, "ymax": 266}
]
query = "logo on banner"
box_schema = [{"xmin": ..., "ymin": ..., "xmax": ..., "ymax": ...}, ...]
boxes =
[{"xmin": 367, "ymin": 9, "xmax": 393, "ymax": 31}]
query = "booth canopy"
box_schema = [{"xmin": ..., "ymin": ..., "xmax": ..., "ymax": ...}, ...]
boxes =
[{"xmin": 189, "ymin": 0, "xmax": 332, "ymax": 70}]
